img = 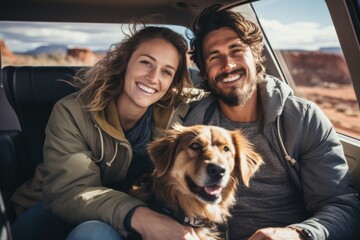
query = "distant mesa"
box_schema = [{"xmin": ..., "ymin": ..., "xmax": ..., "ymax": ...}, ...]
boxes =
[
  {"xmin": 67, "ymin": 48, "xmax": 97, "ymax": 64},
  {"xmin": 281, "ymin": 49, "xmax": 350, "ymax": 85},
  {"xmin": 319, "ymin": 47, "xmax": 343, "ymax": 55},
  {"xmin": 21, "ymin": 44, "xmax": 98, "ymax": 64},
  {"xmin": 24, "ymin": 44, "xmax": 68, "ymax": 55},
  {"xmin": 0, "ymin": 39, "xmax": 17, "ymax": 62},
  {"xmin": 0, "ymin": 39, "xmax": 101, "ymax": 65}
]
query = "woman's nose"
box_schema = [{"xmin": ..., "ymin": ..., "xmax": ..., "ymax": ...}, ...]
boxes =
[{"xmin": 146, "ymin": 68, "xmax": 159, "ymax": 83}]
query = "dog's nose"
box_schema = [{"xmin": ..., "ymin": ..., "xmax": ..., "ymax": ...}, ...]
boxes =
[{"xmin": 207, "ymin": 163, "xmax": 226, "ymax": 180}]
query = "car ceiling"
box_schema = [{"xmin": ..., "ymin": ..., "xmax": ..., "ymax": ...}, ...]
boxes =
[{"xmin": 1, "ymin": 0, "xmax": 255, "ymax": 27}]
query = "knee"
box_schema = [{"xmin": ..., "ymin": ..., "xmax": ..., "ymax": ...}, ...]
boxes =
[{"xmin": 66, "ymin": 220, "xmax": 122, "ymax": 240}]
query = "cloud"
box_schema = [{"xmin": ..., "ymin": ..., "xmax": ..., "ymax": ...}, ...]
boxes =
[
  {"xmin": 0, "ymin": 22, "xmax": 129, "ymax": 52},
  {"xmin": 0, "ymin": 20, "xmax": 339, "ymax": 53},
  {"xmin": 259, "ymin": 18, "xmax": 339, "ymax": 50}
]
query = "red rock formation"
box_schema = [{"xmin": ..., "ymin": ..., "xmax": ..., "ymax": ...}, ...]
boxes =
[
  {"xmin": 67, "ymin": 48, "xmax": 97, "ymax": 64},
  {"xmin": 281, "ymin": 50, "xmax": 351, "ymax": 86},
  {"xmin": 0, "ymin": 39, "xmax": 17, "ymax": 62}
]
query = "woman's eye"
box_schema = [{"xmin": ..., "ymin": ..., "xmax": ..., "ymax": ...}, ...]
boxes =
[
  {"xmin": 189, "ymin": 142, "xmax": 202, "ymax": 151},
  {"xmin": 140, "ymin": 60, "xmax": 151, "ymax": 67},
  {"xmin": 162, "ymin": 69, "xmax": 173, "ymax": 77}
]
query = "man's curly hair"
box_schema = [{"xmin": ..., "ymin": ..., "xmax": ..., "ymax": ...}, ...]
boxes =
[{"xmin": 189, "ymin": 4, "xmax": 266, "ymax": 81}]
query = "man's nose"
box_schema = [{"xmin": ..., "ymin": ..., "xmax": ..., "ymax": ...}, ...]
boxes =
[{"xmin": 223, "ymin": 57, "xmax": 237, "ymax": 71}]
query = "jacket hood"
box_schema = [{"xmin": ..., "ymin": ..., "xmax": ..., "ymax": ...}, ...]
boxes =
[
  {"xmin": 93, "ymin": 99, "xmax": 126, "ymax": 141},
  {"xmin": 259, "ymin": 75, "xmax": 293, "ymax": 124}
]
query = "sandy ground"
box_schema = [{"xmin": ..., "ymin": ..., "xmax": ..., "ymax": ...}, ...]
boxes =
[{"xmin": 296, "ymin": 85, "xmax": 360, "ymax": 138}]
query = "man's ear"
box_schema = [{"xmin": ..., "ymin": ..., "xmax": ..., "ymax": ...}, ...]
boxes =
[{"xmin": 231, "ymin": 130, "xmax": 263, "ymax": 186}]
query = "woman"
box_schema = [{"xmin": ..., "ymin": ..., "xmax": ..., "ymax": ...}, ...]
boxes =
[{"xmin": 42, "ymin": 25, "xmax": 200, "ymax": 240}]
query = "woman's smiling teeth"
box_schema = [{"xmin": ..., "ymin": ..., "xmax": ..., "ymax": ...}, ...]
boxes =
[{"xmin": 137, "ymin": 82, "xmax": 156, "ymax": 94}]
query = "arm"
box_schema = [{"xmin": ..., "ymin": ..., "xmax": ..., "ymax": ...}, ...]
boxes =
[
  {"xmin": 130, "ymin": 207, "xmax": 199, "ymax": 240},
  {"xmin": 293, "ymin": 102, "xmax": 360, "ymax": 239},
  {"xmin": 42, "ymin": 97, "xmax": 145, "ymax": 237},
  {"xmin": 253, "ymin": 101, "xmax": 360, "ymax": 240}
]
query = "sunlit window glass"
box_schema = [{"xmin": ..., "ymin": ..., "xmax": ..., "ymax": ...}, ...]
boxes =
[{"xmin": 252, "ymin": 0, "xmax": 360, "ymax": 139}]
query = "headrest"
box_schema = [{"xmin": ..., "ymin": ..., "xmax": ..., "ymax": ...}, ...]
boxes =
[{"xmin": 2, "ymin": 66, "xmax": 81, "ymax": 131}]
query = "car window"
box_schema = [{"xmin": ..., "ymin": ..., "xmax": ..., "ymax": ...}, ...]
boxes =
[
  {"xmin": 247, "ymin": 0, "xmax": 360, "ymax": 140},
  {"xmin": 0, "ymin": 21, "xmax": 191, "ymax": 67}
]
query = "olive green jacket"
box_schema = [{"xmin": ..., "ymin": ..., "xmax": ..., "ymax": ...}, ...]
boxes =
[{"xmin": 41, "ymin": 92, "xmax": 196, "ymax": 237}]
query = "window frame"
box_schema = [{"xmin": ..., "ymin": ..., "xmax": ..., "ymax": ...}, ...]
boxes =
[{"xmin": 325, "ymin": 0, "xmax": 360, "ymax": 109}]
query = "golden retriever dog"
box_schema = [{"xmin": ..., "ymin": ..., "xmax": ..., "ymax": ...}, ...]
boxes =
[{"xmin": 130, "ymin": 124, "xmax": 263, "ymax": 240}]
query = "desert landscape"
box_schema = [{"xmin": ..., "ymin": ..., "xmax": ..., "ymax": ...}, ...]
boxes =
[
  {"xmin": 1, "ymin": 39, "xmax": 360, "ymax": 138},
  {"xmin": 281, "ymin": 50, "xmax": 360, "ymax": 138}
]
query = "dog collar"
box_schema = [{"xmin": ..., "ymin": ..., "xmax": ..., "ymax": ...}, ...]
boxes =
[
  {"xmin": 183, "ymin": 215, "xmax": 213, "ymax": 228},
  {"xmin": 148, "ymin": 197, "xmax": 214, "ymax": 228}
]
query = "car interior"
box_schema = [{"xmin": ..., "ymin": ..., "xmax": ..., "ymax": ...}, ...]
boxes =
[
  {"xmin": 0, "ymin": 1, "xmax": 283, "ymax": 223},
  {"xmin": 1, "ymin": 0, "xmax": 360, "ymax": 239},
  {"xmin": 0, "ymin": 0, "xmax": 261, "ymax": 226}
]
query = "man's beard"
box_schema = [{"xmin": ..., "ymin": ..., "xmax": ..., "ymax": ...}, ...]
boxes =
[{"xmin": 209, "ymin": 80, "xmax": 256, "ymax": 107}]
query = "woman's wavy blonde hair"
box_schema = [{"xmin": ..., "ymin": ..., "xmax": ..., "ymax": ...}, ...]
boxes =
[{"xmin": 72, "ymin": 23, "xmax": 193, "ymax": 112}]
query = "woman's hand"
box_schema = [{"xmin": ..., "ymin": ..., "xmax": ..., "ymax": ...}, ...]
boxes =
[
  {"xmin": 131, "ymin": 206, "xmax": 200, "ymax": 240},
  {"xmin": 248, "ymin": 227, "xmax": 304, "ymax": 240}
]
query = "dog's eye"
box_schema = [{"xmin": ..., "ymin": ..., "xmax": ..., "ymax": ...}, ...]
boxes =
[
  {"xmin": 224, "ymin": 146, "xmax": 230, "ymax": 152},
  {"xmin": 189, "ymin": 142, "xmax": 202, "ymax": 151}
]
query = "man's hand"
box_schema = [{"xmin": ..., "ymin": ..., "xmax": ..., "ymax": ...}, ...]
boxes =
[
  {"xmin": 248, "ymin": 227, "xmax": 304, "ymax": 240},
  {"xmin": 131, "ymin": 206, "xmax": 200, "ymax": 240}
]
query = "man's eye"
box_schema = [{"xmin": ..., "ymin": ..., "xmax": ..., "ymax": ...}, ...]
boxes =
[
  {"xmin": 189, "ymin": 142, "xmax": 203, "ymax": 151},
  {"xmin": 233, "ymin": 47, "xmax": 247, "ymax": 55},
  {"xmin": 209, "ymin": 55, "xmax": 220, "ymax": 62}
]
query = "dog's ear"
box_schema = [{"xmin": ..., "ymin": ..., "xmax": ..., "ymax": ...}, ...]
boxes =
[
  {"xmin": 231, "ymin": 130, "xmax": 263, "ymax": 187},
  {"xmin": 147, "ymin": 125, "xmax": 185, "ymax": 177}
]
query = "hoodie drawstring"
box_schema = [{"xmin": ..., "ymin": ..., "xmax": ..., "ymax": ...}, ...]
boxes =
[
  {"xmin": 276, "ymin": 115, "xmax": 297, "ymax": 166},
  {"xmin": 106, "ymin": 143, "xmax": 118, "ymax": 167},
  {"xmin": 93, "ymin": 124, "xmax": 118, "ymax": 167}
]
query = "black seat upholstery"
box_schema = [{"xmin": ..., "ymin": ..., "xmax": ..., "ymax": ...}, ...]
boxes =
[
  {"xmin": 0, "ymin": 66, "xmax": 81, "ymax": 221},
  {"xmin": 2, "ymin": 66, "xmax": 80, "ymax": 176}
]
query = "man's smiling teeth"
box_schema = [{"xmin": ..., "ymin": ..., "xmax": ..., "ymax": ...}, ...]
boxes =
[
  {"xmin": 137, "ymin": 82, "xmax": 156, "ymax": 94},
  {"xmin": 222, "ymin": 74, "xmax": 241, "ymax": 83}
]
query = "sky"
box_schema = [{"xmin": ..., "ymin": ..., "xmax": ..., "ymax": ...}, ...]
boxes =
[
  {"xmin": 0, "ymin": 0, "xmax": 339, "ymax": 53},
  {"xmin": 252, "ymin": 0, "xmax": 339, "ymax": 50}
]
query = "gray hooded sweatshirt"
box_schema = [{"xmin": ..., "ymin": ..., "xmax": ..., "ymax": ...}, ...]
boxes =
[{"xmin": 184, "ymin": 75, "xmax": 360, "ymax": 240}]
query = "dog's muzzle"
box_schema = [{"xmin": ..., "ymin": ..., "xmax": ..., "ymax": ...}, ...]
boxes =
[
  {"xmin": 186, "ymin": 163, "xmax": 228, "ymax": 203},
  {"xmin": 207, "ymin": 163, "xmax": 226, "ymax": 180}
]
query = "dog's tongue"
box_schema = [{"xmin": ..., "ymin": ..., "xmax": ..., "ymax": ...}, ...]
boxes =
[{"xmin": 204, "ymin": 185, "xmax": 222, "ymax": 196}]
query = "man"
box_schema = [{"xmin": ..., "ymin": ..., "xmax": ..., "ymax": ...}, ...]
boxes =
[{"xmin": 184, "ymin": 4, "xmax": 360, "ymax": 240}]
